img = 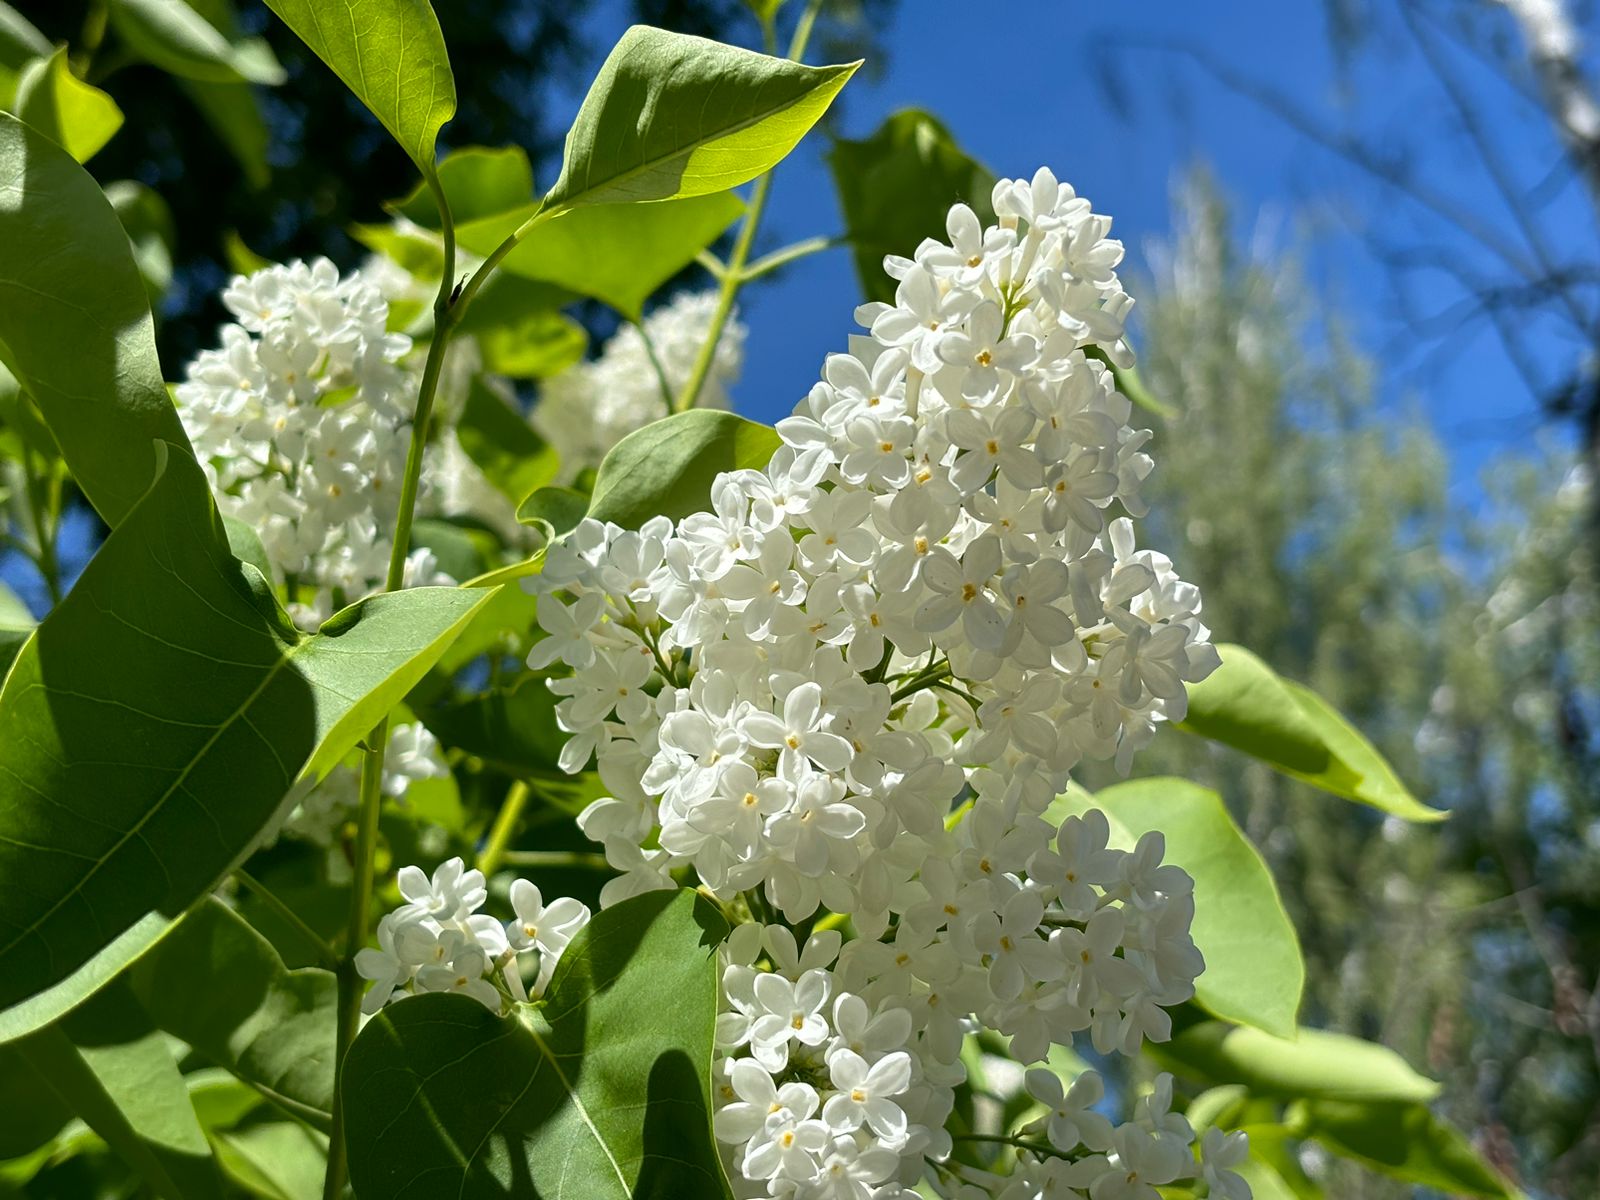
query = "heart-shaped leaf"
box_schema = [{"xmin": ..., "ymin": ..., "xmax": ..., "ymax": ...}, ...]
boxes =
[
  {"xmin": 343, "ymin": 888, "xmax": 732, "ymax": 1200},
  {"xmin": 588, "ymin": 410, "xmax": 780, "ymax": 530},
  {"xmin": 0, "ymin": 446, "xmax": 494, "ymax": 1041}
]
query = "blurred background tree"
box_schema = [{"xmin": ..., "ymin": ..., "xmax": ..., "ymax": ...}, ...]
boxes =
[{"xmin": 1106, "ymin": 171, "xmax": 1600, "ymax": 1196}]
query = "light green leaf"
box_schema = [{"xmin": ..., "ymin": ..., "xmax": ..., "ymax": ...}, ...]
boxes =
[
  {"xmin": 1294, "ymin": 1099, "xmax": 1518, "ymax": 1198},
  {"xmin": 541, "ymin": 25, "xmax": 858, "ymax": 213},
  {"xmin": 1234, "ymin": 1157, "xmax": 1301, "ymax": 1200},
  {"xmin": 1149, "ymin": 1018, "xmax": 1441, "ymax": 1104},
  {"xmin": 0, "ymin": 112, "xmax": 191, "ymax": 526},
  {"xmin": 212, "ymin": 1120, "xmax": 328, "ymax": 1200},
  {"xmin": 108, "ymin": 0, "xmax": 285, "ymax": 85},
  {"xmin": 1177, "ymin": 643, "xmax": 1444, "ymax": 821},
  {"xmin": 128, "ymin": 899, "xmax": 336, "ymax": 1130},
  {"xmin": 261, "ymin": 0, "xmax": 453, "ymax": 177},
  {"xmin": 15, "ymin": 979, "xmax": 225, "ymax": 1199},
  {"xmin": 588, "ymin": 410, "xmax": 780, "ymax": 529},
  {"xmin": 105, "ymin": 180, "xmax": 177, "ymax": 305},
  {"xmin": 470, "ymin": 307, "xmax": 586, "ymax": 379},
  {"xmin": 828, "ymin": 108, "xmax": 995, "ymax": 305},
  {"xmin": 455, "ymin": 376, "xmax": 558, "ymax": 503},
  {"xmin": 458, "ymin": 191, "xmax": 743, "ymax": 320},
  {"xmin": 517, "ymin": 486, "xmax": 589, "ymax": 540},
  {"xmin": 1088, "ymin": 779, "xmax": 1303, "ymax": 1037},
  {"xmin": 0, "ymin": 446, "xmax": 494, "ymax": 1041},
  {"xmin": 0, "ymin": 578, "xmax": 33, "ymax": 679},
  {"xmin": 14, "ymin": 48, "xmax": 125, "ymax": 163},
  {"xmin": 389, "ymin": 144, "xmax": 534, "ymax": 229},
  {"xmin": 0, "ymin": 2, "xmax": 50, "ymax": 108},
  {"xmin": 343, "ymin": 888, "xmax": 732, "ymax": 1200}
]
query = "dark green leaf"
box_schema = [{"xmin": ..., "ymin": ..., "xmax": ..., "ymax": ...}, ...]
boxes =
[
  {"xmin": 16, "ymin": 979, "xmax": 224, "ymax": 1198},
  {"xmin": 0, "ymin": 1041, "xmax": 74, "ymax": 1159},
  {"xmin": 421, "ymin": 673, "xmax": 564, "ymax": 774},
  {"xmin": 179, "ymin": 79, "xmax": 270, "ymax": 189},
  {"xmin": 108, "ymin": 0, "xmax": 285, "ymax": 85},
  {"xmin": 455, "ymin": 376, "xmax": 559, "ymax": 504},
  {"xmin": 458, "ymin": 192, "xmax": 743, "ymax": 320},
  {"xmin": 106, "ymin": 180, "xmax": 177, "ymax": 304},
  {"xmin": 0, "ymin": 112, "xmax": 191, "ymax": 526},
  {"xmin": 1150, "ymin": 1017, "xmax": 1440, "ymax": 1104},
  {"xmin": 389, "ymin": 144, "xmax": 534, "ymax": 228},
  {"xmin": 129, "ymin": 899, "xmax": 336, "ymax": 1130},
  {"xmin": 1177, "ymin": 643, "xmax": 1444, "ymax": 821},
  {"xmin": 0, "ymin": 446, "xmax": 494, "ymax": 1040},
  {"xmin": 261, "ymin": 0, "xmax": 453, "ymax": 177},
  {"xmin": 344, "ymin": 888, "xmax": 732, "ymax": 1200},
  {"xmin": 14, "ymin": 48, "xmax": 124, "ymax": 163},
  {"xmin": 589, "ymin": 411, "xmax": 780, "ymax": 529},
  {"xmin": 1090, "ymin": 779, "xmax": 1303, "ymax": 1037},
  {"xmin": 1295, "ymin": 1099, "xmax": 1517, "ymax": 1197},
  {"xmin": 828, "ymin": 109, "xmax": 995, "ymax": 305},
  {"xmin": 541, "ymin": 25, "xmax": 857, "ymax": 212},
  {"xmin": 518, "ymin": 486, "xmax": 590, "ymax": 540}
]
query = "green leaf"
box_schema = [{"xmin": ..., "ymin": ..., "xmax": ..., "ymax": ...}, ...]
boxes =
[
  {"xmin": 588, "ymin": 411, "xmax": 780, "ymax": 529},
  {"xmin": 1294, "ymin": 1099, "xmax": 1518, "ymax": 1198},
  {"xmin": 828, "ymin": 108, "xmax": 995, "ymax": 305},
  {"xmin": 1089, "ymin": 779, "xmax": 1303, "ymax": 1037},
  {"xmin": 1177, "ymin": 643, "xmax": 1444, "ymax": 821},
  {"xmin": 106, "ymin": 180, "xmax": 178, "ymax": 305},
  {"xmin": 0, "ymin": 112, "xmax": 192, "ymax": 526},
  {"xmin": 469, "ymin": 308, "xmax": 586, "ymax": 380},
  {"xmin": 541, "ymin": 25, "xmax": 858, "ymax": 213},
  {"xmin": 128, "ymin": 899, "xmax": 336, "ymax": 1130},
  {"xmin": 0, "ymin": 578, "xmax": 33, "ymax": 679},
  {"xmin": 410, "ymin": 516, "xmax": 488, "ymax": 583},
  {"xmin": 1149, "ymin": 1017, "xmax": 1441, "ymax": 1104},
  {"xmin": 14, "ymin": 48, "xmax": 124, "ymax": 163},
  {"xmin": 261, "ymin": 0, "xmax": 453, "ymax": 177},
  {"xmin": 389, "ymin": 144, "xmax": 534, "ymax": 229},
  {"xmin": 0, "ymin": 446, "xmax": 494, "ymax": 1040},
  {"xmin": 458, "ymin": 192, "xmax": 744, "ymax": 320},
  {"xmin": 1233, "ymin": 1156, "xmax": 1301, "ymax": 1200},
  {"xmin": 211, "ymin": 1119, "xmax": 328, "ymax": 1200},
  {"xmin": 0, "ymin": 1040, "xmax": 74, "ymax": 1159},
  {"xmin": 0, "ymin": 2, "xmax": 46, "ymax": 109},
  {"xmin": 108, "ymin": 0, "xmax": 285, "ymax": 85},
  {"xmin": 421, "ymin": 673, "xmax": 564, "ymax": 775},
  {"xmin": 517, "ymin": 486, "xmax": 590, "ymax": 540},
  {"xmin": 221, "ymin": 514, "xmax": 273, "ymax": 580},
  {"xmin": 455, "ymin": 376, "xmax": 559, "ymax": 503},
  {"xmin": 344, "ymin": 888, "xmax": 732, "ymax": 1200},
  {"xmin": 15, "ymin": 978, "xmax": 224, "ymax": 1199}
]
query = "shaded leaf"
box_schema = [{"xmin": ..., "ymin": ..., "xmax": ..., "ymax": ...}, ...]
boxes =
[
  {"xmin": 421, "ymin": 673, "xmax": 564, "ymax": 775},
  {"xmin": 1089, "ymin": 779, "xmax": 1303, "ymax": 1036},
  {"xmin": 0, "ymin": 446, "xmax": 493, "ymax": 1039},
  {"xmin": 344, "ymin": 889, "xmax": 732, "ymax": 1200},
  {"xmin": 459, "ymin": 191, "xmax": 743, "ymax": 320},
  {"xmin": 179, "ymin": 79, "xmax": 270, "ymax": 189},
  {"xmin": 542, "ymin": 25, "xmax": 857, "ymax": 212},
  {"xmin": 16, "ymin": 978, "xmax": 224, "ymax": 1198},
  {"xmin": 1177, "ymin": 643, "xmax": 1443, "ymax": 821},
  {"xmin": 456, "ymin": 376, "xmax": 559, "ymax": 503},
  {"xmin": 1295, "ymin": 1099, "xmax": 1517, "ymax": 1198},
  {"xmin": 262, "ymin": 0, "xmax": 453, "ymax": 177},
  {"xmin": 129, "ymin": 899, "xmax": 336, "ymax": 1130},
  {"xmin": 828, "ymin": 108, "xmax": 995, "ymax": 305},
  {"xmin": 0, "ymin": 112, "xmax": 191, "ymax": 526},
  {"xmin": 0, "ymin": 578, "xmax": 33, "ymax": 679},
  {"xmin": 589, "ymin": 410, "xmax": 780, "ymax": 529},
  {"xmin": 106, "ymin": 180, "xmax": 177, "ymax": 304},
  {"xmin": 517, "ymin": 486, "xmax": 589, "ymax": 540},
  {"xmin": 14, "ymin": 48, "xmax": 124, "ymax": 163}
]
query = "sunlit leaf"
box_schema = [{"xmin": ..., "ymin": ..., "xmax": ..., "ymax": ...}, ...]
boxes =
[
  {"xmin": 389, "ymin": 144, "xmax": 535, "ymax": 229},
  {"xmin": 108, "ymin": 0, "xmax": 285, "ymax": 85},
  {"xmin": 541, "ymin": 25, "xmax": 857, "ymax": 212},
  {"xmin": 262, "ymin": 0, "xmax": 453, "ymax": 177},
  {"xmin": 105, "ymin": 180, "xmax": 177, "ymax": 305},
  {"xmin": 0, "ymin": 113, "xmax": 189, "ymax": 525},
  {"xmin": 13, "ymin": 48, "xmax": 124, "ymax": 163},
  {"xmin": 0, "ymin": 447, "xmax": 493, "ymax": 1040}
]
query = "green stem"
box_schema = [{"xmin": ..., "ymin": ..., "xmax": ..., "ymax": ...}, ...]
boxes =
[
  {"xmin": 478, "ymin": 780, "xmax": 532, "ymax": 876},
  {"xmin": 740, "ymin": 234, "xmax": 837, "ymax": 282},
  {"xmin": 499, "ymin": 849, "xmax": 612, "ymax": 871},
  {"xmin": 671, "ymin": 0, "xmax": 827, "ymax": 415},
  {"xmin": 949, "ymin": 1132, "xmax": 1069, "ymax": 1161},
  {"xmin": 235, "ymin": 869, "xmax": 338, "ymax": 970},
  {"xmin": 323, "ymin": 716, "xmax": 387, "ymax": 1200},
  {"xmin": 890, "ymin": 661, "xmax": 953, "ymax": 703},
  {"xmin": 324, "ymin": 169, "xmax": 460, "ymax": 1200},
  {"xmin": 631, "ymin": 317, "xmax": 675, "ymax": 415}
]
